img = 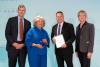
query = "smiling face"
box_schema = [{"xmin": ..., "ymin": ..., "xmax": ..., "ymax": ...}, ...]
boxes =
[
  {"xmin": 56, "ymin": 12, "xmax": 64, "ymax": 24},
  {"xmin": 35, "ymin": 19, "xmax": 44, "ymax": 29},
  {"xmin": 18, "ymin": 5, "xmax": 26, "ymax": 18}
]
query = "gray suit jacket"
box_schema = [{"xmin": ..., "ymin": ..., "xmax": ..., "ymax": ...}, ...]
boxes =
[{"xmin": 75, "ymin": 22, "xmax": 95, "ymax": 53}]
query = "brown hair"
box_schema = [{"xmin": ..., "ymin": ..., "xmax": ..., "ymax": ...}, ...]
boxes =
[
  {"xmin": 56, "ymin": 11, "xmax": 64, "ymax": 16},
  {"xmin": 78, "ymin": 10, "xmax": 87, "ymax": 17}
]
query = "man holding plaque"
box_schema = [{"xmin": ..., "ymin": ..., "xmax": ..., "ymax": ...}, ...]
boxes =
[{"xmin": 51, "ymin": 11, "xmax": 75, "ymax": 67}]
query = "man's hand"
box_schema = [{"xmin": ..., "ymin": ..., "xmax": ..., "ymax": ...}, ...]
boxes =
[
  {"xmin": 12, "ymin": 42, "xmax": 18, "ymax": 48},
  {"xmin": 61, "ymin": 44, "xmax": 67, "ymax": 48},
  {"xmin": 12, "ymin": 43, "xmax": 24, "ymax": 49},
  {"xmin": 52, "ymin": 37, "xmax": 56, "ymax": 44},
  {"xmin": 16, "ymin": 44, "xmax": 24, "ymax": 49},
  {"xmin": 87, "ymin": 52, "xmax": 92, "ymax": 59}
]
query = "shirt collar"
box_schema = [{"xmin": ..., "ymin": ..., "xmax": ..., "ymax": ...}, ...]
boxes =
[
  {"xmin": 34, "ymin": 26, "xmax": 43, "ymax": 31},
  {"xmin": 79, "ymin": 21, "xmax": 87, "ymax": 29},
  {"xmin": 18, "ymin": 16, "xmax": 24, "ymax": 23},
  {"xmin": 58, "ymin": 22, "xmax": 64, "ymax": 27}
]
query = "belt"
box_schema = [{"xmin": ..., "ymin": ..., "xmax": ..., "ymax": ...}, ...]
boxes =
[{"xmin": 15, "ymin": 41, "xmax": 23, "ymax": 44}]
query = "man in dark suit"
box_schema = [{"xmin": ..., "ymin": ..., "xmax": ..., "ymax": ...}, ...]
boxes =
[
  {"xmin": 75, "ymin": 10, "xmax": 95, "ymax": 67},
  {"xmin": 51, "ymin": 11, "xmax": 75, "ymax": 67},
  {"xmin": 5, "ymin": 5, "xmax": 31, "ymax": 67}
]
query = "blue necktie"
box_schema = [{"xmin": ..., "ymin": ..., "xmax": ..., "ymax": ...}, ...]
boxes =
[{"xmin": 58, "ymin": 24, "xmax": 61, "ymax": 35}]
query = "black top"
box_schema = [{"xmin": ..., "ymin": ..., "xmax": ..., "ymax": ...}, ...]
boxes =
[{"xmin": 76, "ymin": 21, "xmax": 87, "ymax": 52}]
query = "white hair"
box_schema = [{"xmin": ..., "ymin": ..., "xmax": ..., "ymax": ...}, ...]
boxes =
[
  {"xmin": 34, "ymin": 16, "xmax": 44, "ymax": 22},
  {"xmin": 33, "ymin": 16, "xmax": 45, "ymax": 27}
]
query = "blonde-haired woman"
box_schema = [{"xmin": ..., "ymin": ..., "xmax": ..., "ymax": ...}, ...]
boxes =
[
  {"xmin": 75, "ymin": 10, "xmax": 95, "ymax": 67},
  {"xmin": 25, "ymin": 16, "xmax": 50, "ymax": 67}
]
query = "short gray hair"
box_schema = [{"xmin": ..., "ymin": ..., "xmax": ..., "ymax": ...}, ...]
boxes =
[{"xmin": 18, "ymin": 4, "xmax": 26, "ymax": 10}]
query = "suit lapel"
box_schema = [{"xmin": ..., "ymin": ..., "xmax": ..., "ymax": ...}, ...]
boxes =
[
  {"xmin": 24, "ymin": 19, "xmax": 26, "ymax": 33},
  {"xmin": 61, "ymin": 22, "xmax": 65, "ymax": 34},
  {"xmin": 76, "ymin": 24, "xmax": 80, "ymax": 36},
  {"xmin": 16, "ymin": 16, "xmax": 18, "ymax": 37},
  {"xmin": 81, "ymin": 22, "xmax": 88, "ymax": 33},
  {"xmin": 54, "ymin": 24, "xmax": 57, "ymax": 35},
  {"xmin": 13, "ymin": 16, "xmax": 18, "ymax": 40}
]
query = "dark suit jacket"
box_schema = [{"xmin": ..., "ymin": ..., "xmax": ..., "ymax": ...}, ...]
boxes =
[
  {"xmin": 5, "ymin": 16, "xmax": 31, "ymax": 51},
  {"xmin": 75, "ymin": 22, "xmax": 95, "ymax": 53},
  {"xmin": 51, "ymin": 22, "xmax": 75, "ymax": 55}
]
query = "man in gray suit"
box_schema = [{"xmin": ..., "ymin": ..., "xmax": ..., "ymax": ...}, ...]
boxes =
[{"xmin": 75, "ymin": 10, "xmax": 95, "ymax": 67}]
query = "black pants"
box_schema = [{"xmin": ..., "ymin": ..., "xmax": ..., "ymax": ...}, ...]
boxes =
[
  {"xmin": 56, "ymin": 53, "xmax": 73, "ymax": 67},
  {"xmin": 78, "ymin": 51, "xmax": 91, "ymax": 67},
  {"xmin": 8, "ymin": 48, "xmax": 27, "ymax": 67}
]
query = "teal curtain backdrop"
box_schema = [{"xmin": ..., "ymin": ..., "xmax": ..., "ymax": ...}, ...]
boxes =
[{"xmin": 0, "ymin": 0, "xmax": 100, "ymax": 67}]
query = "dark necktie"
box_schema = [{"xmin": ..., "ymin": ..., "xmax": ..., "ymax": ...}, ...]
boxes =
[
  {"xmin": 19, "ymin": 18, "xmax": 23, "ymax": 41},
  {"xmin": 58, "ymin": 24, "xmax": 61, "ymax": 35}
]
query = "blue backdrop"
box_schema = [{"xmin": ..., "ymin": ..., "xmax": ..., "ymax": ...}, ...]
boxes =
[{"xmin": 0, "ymin": 0, "xmax": 100, "ymax": 67}]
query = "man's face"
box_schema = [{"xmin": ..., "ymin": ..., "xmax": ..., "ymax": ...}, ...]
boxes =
[
  {"xmin": 56, "ymin": 13, "xmax": 64, "ymax": 24},
  {"xmin": 18, "ymin": 7, "xmax": 26, "ymax": 17},
  {"xmin": 78, "ymin": 12, "xmax": 86, "ymax": 23}
]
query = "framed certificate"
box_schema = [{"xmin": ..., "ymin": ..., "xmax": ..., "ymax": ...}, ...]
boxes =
[{"xmin": 54, "ymin": 34, "xmax": 65, "ymax": 48}]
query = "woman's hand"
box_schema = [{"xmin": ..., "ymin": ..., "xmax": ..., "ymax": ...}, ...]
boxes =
[
  {"xmin": 87, "ymin": 52, "xmax": 92, "ymax": 59},
  {"xmin": 32, "ymin": 43, "xmax": 43, "ymax": 48},
  {"xmin": 42, "ymin": 39, "xmax": 48, "ymax": 44}
]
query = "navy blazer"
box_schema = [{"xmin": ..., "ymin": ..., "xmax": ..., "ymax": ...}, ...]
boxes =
[{"xmin": 5, "ymin": 16, "xmax": 31, "ymax": 51}]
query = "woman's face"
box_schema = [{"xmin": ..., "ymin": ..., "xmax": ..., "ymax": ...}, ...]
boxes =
[
  {"xmin": 35, "ymin": 19, "xmax": 44, "ymax": 29},
  {"xmin": 78, "ymin": 12, "xmax": 86, "ymax": 23}
]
